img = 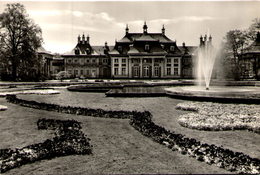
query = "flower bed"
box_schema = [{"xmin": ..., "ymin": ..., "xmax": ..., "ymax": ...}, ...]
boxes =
[
  {"xmin": 130, "ymin": 113, "xmax": 260, "ymax": 174},
  {"xmin": 6, "ymin": 95, "xmax": 137, "ymax": 119},
  {"xmin": 0, "ymin": 118, "xmax": 92, "ymax": 173},
  {"xmin": 6, "ymin": 95, "xmax": 260, "ymax": 174},
  {"xmin": 176, "ymin": 102, "xmax": 260, "ymax": 133},
  {"xmin": 0, "ymin": 89, "xmax": 60, "ymax": 97},
  {"xmin": 0, "ymin": 105, "xmax": 8, "ymax": 111}
]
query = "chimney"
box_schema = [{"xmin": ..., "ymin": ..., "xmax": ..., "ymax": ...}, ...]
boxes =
[
  {"xmin": 209, "ymin": 35, "xmax": 212, "ymax": 44},
  {"xmin": 200, "ymin": 35, "xmax": 204, "ymax": 46},
  {"xmin": 125, "ymin": 24, "xmax": 129, "ymax": 35},
  {"xmin": 204, "ymin": 34, "xmax": 207, "ymax": 42},
  {"xmin": 77, "ymin": 35, "xmax": 81, "ymax": 44},
  {"xmin": 82, "ymin": 34, "xmax": 85, "ymax": 44},
  {"xmin": 87, "ymin": 35, "xmax": 90, "ymax": 44},
  {"xmin": 162, "ymin": 24, "xmax": 165, "ymax": 35},
  {"xmin": 182, "ymin": 42, "xmax": 186, "ymax": 47}
]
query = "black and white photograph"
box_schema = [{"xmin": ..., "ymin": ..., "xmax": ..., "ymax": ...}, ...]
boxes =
[{"xmin": 0, "ymin": 0, "xmax": 260, "ymax": 174}]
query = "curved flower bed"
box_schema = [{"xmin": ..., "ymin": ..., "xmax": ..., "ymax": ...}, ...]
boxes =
[
  {"xmin": 5, "ymin": 95, "xmax": 260, "ymax": 174},
  {"xmin": 0, "ymin": 118, "xmax": 92, "ymax": 173},
  {"xmin": 176, "ymin": 102, "xmax": 260, "ymax": 133},
  {"xmin": 6, "ymin": 95, "xmax": 137, "ymax": 119},
  {"xmin": 0, "ymin": 105, "xmax": 8, "ymax": 111},
  {"xmin": 130, "ymin": 114, "xmax": 260, "ymax": 174},
  {"xmin": 0, "ymin": 89, "xmax": 60, "ymax": 97}
]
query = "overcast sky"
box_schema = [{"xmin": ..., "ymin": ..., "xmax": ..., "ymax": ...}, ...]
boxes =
[{"xmin": 0, "ymin": 1, "xmax": 259, "ymax": 53}]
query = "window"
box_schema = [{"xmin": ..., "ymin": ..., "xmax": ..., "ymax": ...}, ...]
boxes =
[
  {"xmin": 145, "ymin": 44, "xmax": 150, "ymax": 51},
  {"xmin": 174, "ymin": 68, "xmax": 178, "ymax": 75},
  {"xmin": 74, "ymin": 69, "xmax": 78, "ymax": 75},
  {"xmin": 114, "ymin": 59, "xmax": 119, "ymax": 63},
  {"xmin": 86, "ymin": 48, "xmax": 90, "ymax": 54},
  {"xmin": 103, "ymin": 59, "xmax": 107, "ymax": 63},
  {"xmin": 143, "ymin": 66, "xmax": 150, "ymax": 77},
  {"xmin": 92, "ymin": 59, "xmax": 96, "ymax": 63},
  {"xmin": 114, "ymin": 68, "xmax": 119, "ymax": 75},
  {"xmin": 68, "ymin": 70, "xmax": 72, "ymax": 74},
  {"xmin": 74, "ymin": 59, "xmax": 78, "ymax": 63},
  {"xmin": 86, "ymin": 69, "xmax": 90, "ymax": 75},
  {"xmin": 118, "ymin": 46, "xmax": 122, "ymax": 52},
  {"xmin": 154, "ymin": 66, "xmax": 160, "ymax": 77},
  {"xmin": 155, "ymin": 59, "xmax": 160, "ymax": 63},
  {"xmin": 122, "ymin": 59, "xmax": 126, "ymax": 63},
  {"xmin": 114, "ymin": 64, "xmax": 119, "ymax": 67},
  {"xmin": 133, "ymin": 66, "xmax": 140, "ymax": 77},
  {"xmin": 167, "ymin": 68, "xmax": 171, "ymax": 75},
  {"xmin": 80, "ymin": 59, "xmax": 84, "ymax": 64},
  {"xmin": 122, "ymin": 68, "xmax": 126, "ymax": 75},
  {"xmin": 75, "ymin": 49, "xmax": 80, "ymax": 55},
  {"xmin": 122, "ymin": 64, "xmax": 126, "ymax": 67},
  {"xmin": 170, "ymin": 46, "xmax": 174, "ymax": 51},
  {"xmin": 91, "ymin": 70, "xmax": 96, "ymax": 77},
  {"xmin": 80, "ymin": 70, "xmax": 84, "ymax": 75},
  {"xmin": 167, "ymin": 59, "xmax": 171, "ymax": 63},
  {"xmin": 86, "ymin": 59, "xmax": 90, "ymax": 63},
  {"xmin": 67, "ymin": 59, "xmax": 72, "ymax": 63},
  {"xmin": 174, "ymin": 58, "xmax": 179, "ymax": 67}
]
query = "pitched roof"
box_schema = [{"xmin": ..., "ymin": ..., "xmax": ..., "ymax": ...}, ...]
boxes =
[
  {"xmin": 117, "ymin": 36, "xmax": 132, "ymax": 43},
  {"xmin": 37, "ymin": 46, "xmax": 52, "ymax": 55},
  {"xmin": 135, "ymin": 34, "xmax": 158, "ymax": 42},
  {"xmin": 62, "ymin": 45, "xmax": 113, "ymax": 56},
  {"xmin": 124, "ymin": 33, "xmax": 174, "ymax": 43}
]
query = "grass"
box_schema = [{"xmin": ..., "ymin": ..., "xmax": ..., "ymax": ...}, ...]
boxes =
[
  {"xmin": 0, "ymin": 97, "xmax": 229, "ymax": 174},
  {"xmin": 19, "ymin": 89, "xmax": 260, "ymax": 160}
]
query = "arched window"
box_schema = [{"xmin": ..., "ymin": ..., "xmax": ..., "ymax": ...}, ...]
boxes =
[{"xmin": 145, "ymin": 44, "xmax": 150, "ymax": 51}]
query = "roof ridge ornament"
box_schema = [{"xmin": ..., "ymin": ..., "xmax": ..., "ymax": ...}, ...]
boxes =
[{"xmin": 143, "ymin": 21, "xmax": 148, "ymax": 34}]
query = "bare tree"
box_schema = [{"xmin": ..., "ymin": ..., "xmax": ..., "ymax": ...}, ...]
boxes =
[{"xmin": 0, "ymin": 3, "xmax": 43, "ymax": 81}]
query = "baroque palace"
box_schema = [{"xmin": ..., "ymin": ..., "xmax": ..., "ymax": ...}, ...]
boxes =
[{"xmin": 61, "ymin": 22, "xmax": 196, "ymax": 79}]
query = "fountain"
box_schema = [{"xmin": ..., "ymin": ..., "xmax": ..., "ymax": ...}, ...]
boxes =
[
  {"xmin": 196, "ymin": 34, "xmax": 216, "ymax": 90},
  {"xmin": 165, "ymin": 34, "xmax": 260, "ymax": 103}
]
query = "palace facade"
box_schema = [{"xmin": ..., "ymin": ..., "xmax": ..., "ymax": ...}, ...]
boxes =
[
  {"xmin": 61, "ymin": 23, "xmax": 197, "ymax": 79},
  {"xmin": 109, "ymin": 23, "xmax": 196, "ymax": 79}
]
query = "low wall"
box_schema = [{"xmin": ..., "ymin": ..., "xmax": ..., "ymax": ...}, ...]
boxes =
[
  {"xmin": 5, "ymin": 95, "xmax": 260, "ymax": 174},
  {"xmin": 0, "ymin": 118, "xmax": 92, "ymax": 173}
]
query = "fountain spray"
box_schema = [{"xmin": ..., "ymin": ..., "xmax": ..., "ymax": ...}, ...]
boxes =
[{"xmin": 196, "ymin": 31, "xmax": 216, "ymax": 90}]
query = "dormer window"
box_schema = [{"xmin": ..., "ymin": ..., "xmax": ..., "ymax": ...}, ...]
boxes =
[
  {"xmin": 86, "ymin": 48, "xmax": 91, "ymax": 55},
  {"xmin": 118, "ymin": 46, "xmax": 122, "ymax": 52},
  {"xmin": 75, "ymin": 49, "xmax": 80, "ymax": 55},
  {"xmin": 170, "ymin": 46, "xmax": 174, "ymax": 51},
  {"xmin": 145, "ymin": 44, "xmax": 150, "ymax": 51}
]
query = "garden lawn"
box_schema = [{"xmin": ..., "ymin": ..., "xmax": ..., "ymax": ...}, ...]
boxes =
[
  {"xmin": 0, "ymin": 98, "xmax": 229, "ymax": 174},
  {"xmin": 19, "ymin": 89, "xmax": 260, "ymax": 160}
]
